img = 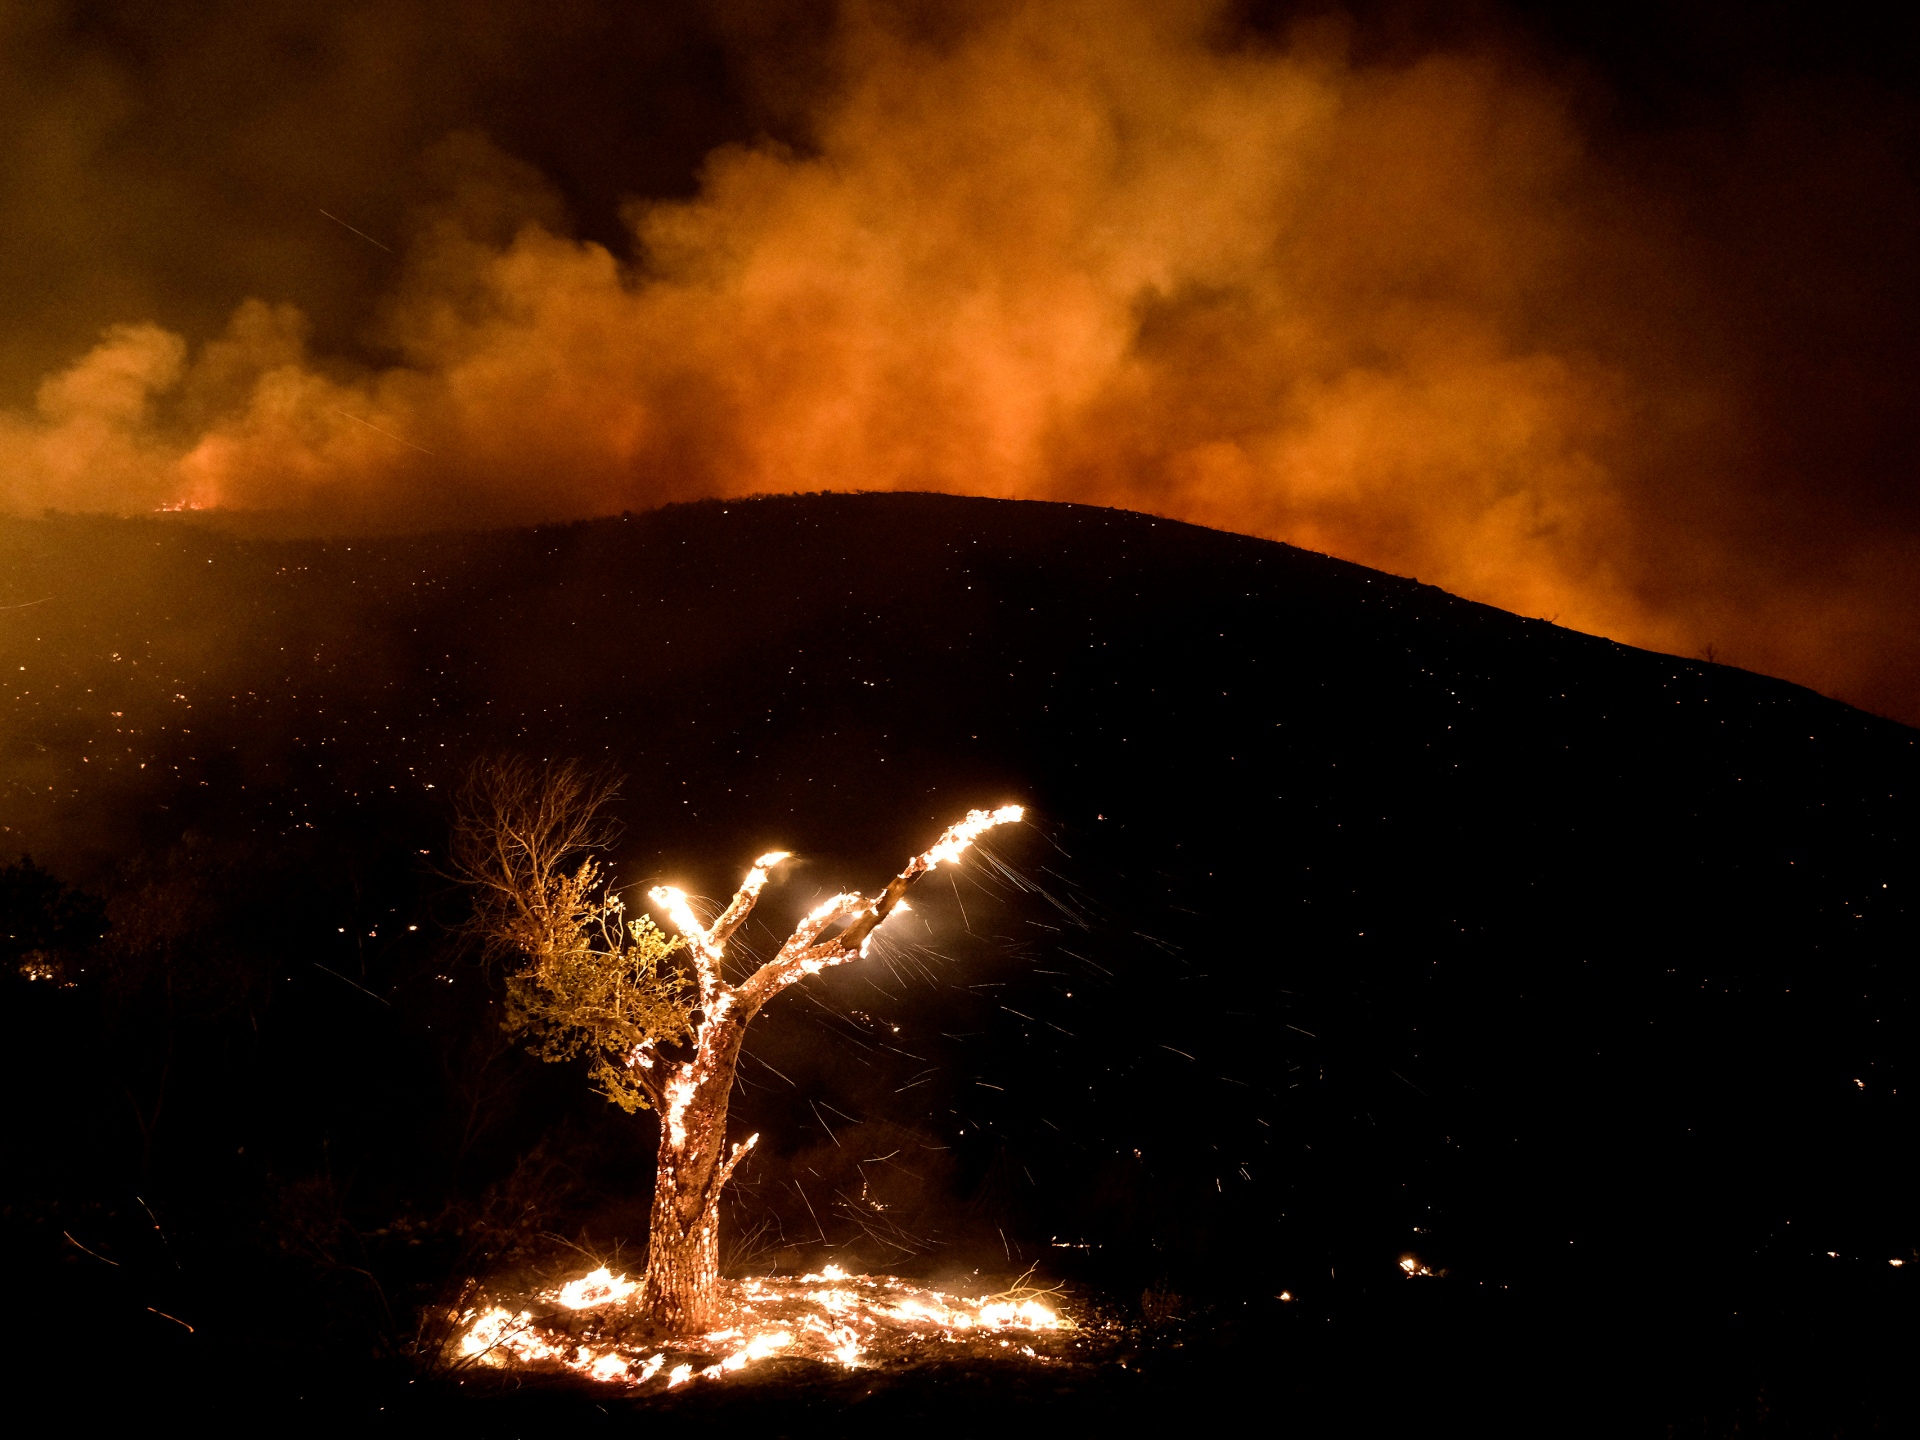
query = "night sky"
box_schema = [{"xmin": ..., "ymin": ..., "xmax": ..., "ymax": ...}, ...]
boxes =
[{"xmin": 4, "ymin": 1, "xmax": 1920, "ymax": 720}]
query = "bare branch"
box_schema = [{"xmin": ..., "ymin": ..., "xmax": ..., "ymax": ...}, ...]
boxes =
[
  {"xmin": 710, "ymin": 1132, "xmax": 760, "ymax": 1198},
  {"xmin": 451, "ymin": 755, "xmax": 623, "ymax": 961}
]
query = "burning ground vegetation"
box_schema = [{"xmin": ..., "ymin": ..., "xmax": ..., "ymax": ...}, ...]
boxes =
[{"xmin": 441, "ymin": 1260, "xmax": 1103, "ymax": 1396}]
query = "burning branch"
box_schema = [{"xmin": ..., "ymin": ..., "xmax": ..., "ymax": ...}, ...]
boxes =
[
  {"xmin": 647, "ymin": 849, "xmax": 789, "ymax": 1012},
  {"xmin": 731, "ymin": 808, "xmax": 1025, "ymax": 1015}
]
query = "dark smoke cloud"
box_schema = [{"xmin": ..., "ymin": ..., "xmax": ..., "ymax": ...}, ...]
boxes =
[{"xmin": 4, "ymin": 0, "xmax": 1920, "ymax": 722}]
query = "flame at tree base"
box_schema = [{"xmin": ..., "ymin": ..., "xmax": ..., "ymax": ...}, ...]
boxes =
[{"xmin": 451, "ymin": 1264, "xmax": 1081, "ymax": 1392}]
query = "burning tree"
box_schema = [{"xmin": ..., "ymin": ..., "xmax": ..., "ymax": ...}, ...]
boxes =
[{"xmin": 453, "ymin": 757, "xmax": 1022, "ymax": 1335}]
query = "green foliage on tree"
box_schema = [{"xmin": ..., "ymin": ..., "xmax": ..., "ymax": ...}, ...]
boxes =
[
  {"xmin": 452, "ymin": 756, "xmax": 696, "ymax": 1112},
  {"xmin": 505, "ymin": 901, "xmax": 693, "ymax": 1113}
]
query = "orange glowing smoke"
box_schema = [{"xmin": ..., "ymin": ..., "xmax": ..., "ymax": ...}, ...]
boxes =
[{"xmin": 3, "ymin": 0, "xmax": 1917, "ymax": 718}]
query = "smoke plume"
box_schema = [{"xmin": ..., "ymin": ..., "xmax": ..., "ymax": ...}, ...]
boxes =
[{"xmin": 5, "ymin": 1, "xmax": 1920, "ymax": 719}]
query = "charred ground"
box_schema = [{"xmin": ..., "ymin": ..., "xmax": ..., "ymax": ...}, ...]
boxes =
[{"xmin": 2, "ymin": 494, "xmax": 1914, "ymax": 1433}]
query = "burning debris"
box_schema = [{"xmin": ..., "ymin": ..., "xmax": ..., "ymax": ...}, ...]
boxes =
[{"xmin": 450, "ymin": 1262, "xmax": 1077, "ymax": 1392}]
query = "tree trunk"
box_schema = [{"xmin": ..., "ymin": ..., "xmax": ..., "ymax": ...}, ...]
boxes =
[
  {"xmin": 638, "ymin": 1130, "xmax": 723, "ymax": 1332},
  {"xmin": 638, "ymin": 1023, "xmax": 749, "ymax": 1333}
]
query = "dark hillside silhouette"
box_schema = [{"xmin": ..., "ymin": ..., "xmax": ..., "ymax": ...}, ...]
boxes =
[{"xmin": 2, "ymin": 494, "xmax": 1914, "ymax": 1431}]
